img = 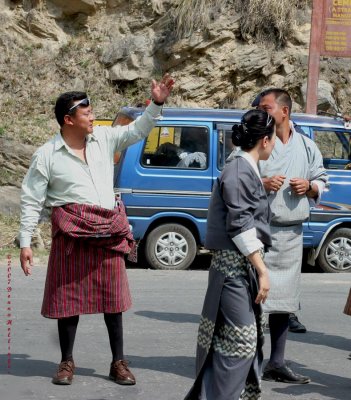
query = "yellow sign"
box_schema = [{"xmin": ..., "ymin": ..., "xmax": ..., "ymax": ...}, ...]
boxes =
[
  {"xmin": 322, "ymin": 0, "xmax": 351, "ymax": 56},
  {"xmin": 144, "ymin": 127, "xmax": 175, "ymax": 153},
  {"xmin": 93, "ymin": 119, "xmax": 113, "ymax": 126}
]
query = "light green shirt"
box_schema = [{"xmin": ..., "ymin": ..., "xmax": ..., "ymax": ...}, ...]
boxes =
[{"xmin": 19, "ymin": 102, "xmax": 162, "ymax": 248}]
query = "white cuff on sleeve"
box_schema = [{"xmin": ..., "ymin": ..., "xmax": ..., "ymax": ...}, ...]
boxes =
[
  {"xmin": 232, "ymin": 227, "xmax": 264, "ymax": 257},
  {"xmin": 19, "ymin": 235, "xmax": 32, "ymax": 248},
  {"xmin": 145, "ymin": 101, "xmax": 163, "ymax": 120},
  {"xmin": 312, "ymin": 180, "xmax": 325, "ymax": 205}
]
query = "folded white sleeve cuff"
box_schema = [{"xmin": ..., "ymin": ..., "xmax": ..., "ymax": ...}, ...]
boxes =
[
  {"xmin": 19, "ymin": 234, "xmax": 31, "ymax": 249},
  {"xmin": 145, "ymin": 101, "xmax": 163, "ymax": 120},
  {"xmin": 312, "ymin": 180, "xmax": 325, "ymax": 205},
  {"xmin": 232, "ymin": 227, "xmax": 264, "ymax": 256}
]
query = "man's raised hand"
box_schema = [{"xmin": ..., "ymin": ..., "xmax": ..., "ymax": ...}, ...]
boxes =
[{"xmin": 151, "ymin": 73, "xmax": 175, "ymax": 104}]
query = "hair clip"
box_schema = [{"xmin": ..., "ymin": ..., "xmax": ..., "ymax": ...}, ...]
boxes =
[{"xmin": 266, "ymin": 115, "xmax": 273, "ymax": 127}]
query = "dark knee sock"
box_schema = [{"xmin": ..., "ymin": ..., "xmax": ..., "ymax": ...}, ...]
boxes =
[
  {"xmin": 268, "ymin": 313, "xmax": 289, "ymax": 368},
  {"xmin": 58, "ymin": 315, "xmax": 79, "ymax": 362},
  {"xmin": 104, "ymin": 313, "xmax": 124, "ymax": 361}
]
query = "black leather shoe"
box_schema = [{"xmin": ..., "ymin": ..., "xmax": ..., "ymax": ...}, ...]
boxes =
[
  {"xmin": 263, "ymin": 363, "xmax": 311, "ymax": 384},
  {"xmin": 288, "ymin": 314, "xmax": 307, "ymax": 333}
]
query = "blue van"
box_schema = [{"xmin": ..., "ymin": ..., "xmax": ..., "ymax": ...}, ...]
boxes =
[{"xmin": 108, "ymin": 108, "xmax": 351, "ymax": 273}]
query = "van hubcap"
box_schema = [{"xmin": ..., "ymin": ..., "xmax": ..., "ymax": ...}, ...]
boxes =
[
  {"xmin": 325, "ymin": 237, "xmax": 351, "ymax": 271},
  {"xmin": 155, "ymin": 232, "xmax": 188, "ymax": 266}
]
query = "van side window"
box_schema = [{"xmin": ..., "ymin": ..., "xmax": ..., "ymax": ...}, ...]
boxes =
[
  {"xmin": 218, "ymin": 129, "xmax": 237, "ymax": 169},
  {"xmin": 141, "ymin": 126, "xmax": 209, "ymax": 169},
  {"xmin": 314, "ymin": 130, "xmax": 351, "ymax": 170}
]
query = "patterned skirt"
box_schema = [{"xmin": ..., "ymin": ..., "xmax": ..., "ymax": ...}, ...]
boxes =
[
  {"xmin": 41, "ymin": 233, "xmax": 132, "ymax": 319},
  {"xmin": 262, "ymin": 224, "xmax": 302, "ymax": 313},
  {"xmin": 185, "ymin": 249, "xmax": 265, "ymax": 400}
]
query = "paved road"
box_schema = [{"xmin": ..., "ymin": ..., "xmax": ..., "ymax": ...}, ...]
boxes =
[{"xmin": 0, "ymin": 255, "xmax": 350, "ymax": 400}]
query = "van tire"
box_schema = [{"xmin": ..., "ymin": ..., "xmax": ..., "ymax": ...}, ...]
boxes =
[
  {"xmin": 145, "ymin": 224, "xmax": 197, "ymax": 270},
  {"xmin": 317, "ymin": 228, "xmax": 351, "ymax": 273}
]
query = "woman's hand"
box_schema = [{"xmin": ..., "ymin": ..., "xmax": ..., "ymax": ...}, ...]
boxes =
[
  {"xmin": 247, "ymin": 249, "xmax": 270, "ymax": 304},
  {"xmin": 255, "ymin": 269, "xmax": 270, "ymax": 304}
]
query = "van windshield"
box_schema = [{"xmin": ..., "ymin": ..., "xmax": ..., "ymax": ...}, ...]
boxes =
[
  {"xmin": 314, "ymin": 129, "xmax": 351, "ymax": 170},
  {"xmin": 113, "ymin": 150, "xmax": 126, "ymax": 187}
]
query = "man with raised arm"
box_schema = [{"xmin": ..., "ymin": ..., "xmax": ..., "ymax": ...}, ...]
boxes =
[{"xmin": 19, "ymin": 74, "xmax": 174, "ymax": 386}]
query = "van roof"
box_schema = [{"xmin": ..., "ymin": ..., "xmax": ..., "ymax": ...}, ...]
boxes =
[{"xmin": 113, "ymin": 107, "xmax": 349, "ymax": 130}]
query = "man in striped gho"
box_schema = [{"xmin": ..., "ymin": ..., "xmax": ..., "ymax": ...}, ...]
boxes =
[
  {"xmin": 256, "ymin": 88, "xmax": 328, "ymax": 384},
  {"xmin": 19, "ymin": 74, "xmax": 174, "ymax": 386}
]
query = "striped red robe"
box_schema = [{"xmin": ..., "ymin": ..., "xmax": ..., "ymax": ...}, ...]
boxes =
[{"xmin": 41, "ymin": 203, "xmax": 135, "ymax": 318}]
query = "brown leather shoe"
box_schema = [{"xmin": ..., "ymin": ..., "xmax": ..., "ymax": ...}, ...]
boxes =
[
  {"xmin": 109, "ymin": 360, "xmax": 136, "ymax": 385},
  {"xmin": 52, "ymin": 360, "xmax": 75, "ymax": 385}
]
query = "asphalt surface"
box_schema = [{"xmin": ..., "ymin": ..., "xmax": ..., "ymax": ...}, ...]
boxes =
[{"xmin": 0, "ymin": 254, "xmax": 350, "ymax": 400}]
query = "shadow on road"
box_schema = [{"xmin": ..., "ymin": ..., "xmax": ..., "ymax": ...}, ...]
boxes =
[
  {"xmin": 288, "ymin": 330, "xmax": 351, "ymax": 352},
  {"xmin": 0, "ymin": 353, "xmax": 195, "ymax": 381},
  {"xmin": 0, "ymin": 354, "xmax": 195, "ymax": 380},
  {"xmin": 0, "ymin": 353, "xmax": 104, "ymax": 379},
  {"xmin": 267, "ymin": 360, "xmax": 350, "ymax": 400},
  {"xmin": 1, "ymin": 354, "xmax": 349, "ymax": 398},
  {"xmin": 127, "ymin": 355, "xmax": 194, "ymax": 379},
  {"xmin": 134, "ymin": 310, "xmax": 200, "ymax": 324}
]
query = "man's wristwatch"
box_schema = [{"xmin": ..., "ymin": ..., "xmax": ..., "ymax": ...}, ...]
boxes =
[{"xmin": 152, "ymin": 99, "xmax": 164, "ymax": 106}]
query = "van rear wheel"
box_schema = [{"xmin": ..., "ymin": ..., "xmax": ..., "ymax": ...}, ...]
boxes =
[
  {"xmin": 317, "ymin": 228, "xmax": 351, "ymax": 273},
  {"xmin": 145, "ymin": 224, "xmax": 197, "ymax": 270}
]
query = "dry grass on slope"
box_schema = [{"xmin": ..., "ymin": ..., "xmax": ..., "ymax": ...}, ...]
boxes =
[
  {"xmin": 0, "ymin": 33, "xmax": 141, "ymax": 146},
  {"xmin": 0, "ymin": 214, "xmax": 51, "ymax": 257},
  {"xmin": 235, "ymin": 0, "xmax": 310, "ymax": 47},
  {"xmin": 172, "ymin": 0, "xmax": 227, "ymax": 38},
  {"xmin": 172, "ymin": 0, "xmax": 310, "ymax": 46},
  {"xmin": 0, "ymin": 214, "xmax": 20, "ymax": 251}
]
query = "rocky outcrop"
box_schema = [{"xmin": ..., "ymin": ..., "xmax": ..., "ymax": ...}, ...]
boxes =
[
  {"xmin": 48, "ymin": 0, "xmax": 97, "ymax": 16},
  {"xmin": 19, "ymin": 8, "xmax": 67, "ymax": 41},
  {"xmin": 301, "ymin": 80, "xmax": 337, "ymax": 111},
  {"xmin": 0, "ymin": 186, "xmax": 21, "ymax": 215},
  {"xmin": 0, "ymin": 138, "xmax": 36, "ymax": 188},
  {"xmin": 1, "ymin": 1, "xmax": 348, "ymax": 112},
  {"xmin": 101, "ymin": 31, "xmax": 156, "ymax": 81}
]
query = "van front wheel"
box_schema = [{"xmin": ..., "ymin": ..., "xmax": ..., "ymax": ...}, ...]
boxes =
[{"xmin": 145, "ymin": 224, "xmax": 197, "ymax": 270}]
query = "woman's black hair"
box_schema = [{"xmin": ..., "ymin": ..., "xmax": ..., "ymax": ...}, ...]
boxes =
[{"xmin": 232, "ymin": 109, "xmax": 275, "ymax": 151}]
